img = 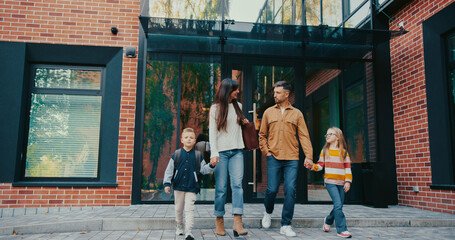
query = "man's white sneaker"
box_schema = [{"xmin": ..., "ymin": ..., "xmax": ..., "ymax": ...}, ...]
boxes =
[
  {"xmin": 175, "ymin": 224, "xmax": 184, "ymax": 235},
  {"xmin": 262, "ymin": 212, "xmax": 272, "ymax": 229},
  {"xmin": 280, "ymin": 225, "xmax": 297, "ymax": 237}
]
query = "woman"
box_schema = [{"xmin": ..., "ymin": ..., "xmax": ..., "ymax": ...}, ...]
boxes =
[{"xmin": 209, "ymin": 78, "xmax": 248, "ymax": 237}]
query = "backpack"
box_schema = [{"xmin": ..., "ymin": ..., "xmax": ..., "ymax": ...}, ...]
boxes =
[{"xmin": 172, "ymin": 149, "xmax": 203, "ymax": 192}]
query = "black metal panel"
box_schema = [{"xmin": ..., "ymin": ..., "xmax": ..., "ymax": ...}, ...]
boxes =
[
  {"xmin": 372, "ymin": 14, "xmax": 398, "ymax": 207},
  {"xmin": 0, "ymin": 42, "xmax": 27, "ymax": 182},
  {"xmin": 132, "ymin": 20, "xmax": 149, "ymax": 204},
  {"xmin": 423, "ymin": 2, "xmax": 455, "ymax": 186}
]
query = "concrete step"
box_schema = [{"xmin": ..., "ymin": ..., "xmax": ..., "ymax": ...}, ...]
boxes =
[{"xmin": 1, "ymin": 217, "xmax": 455, "ymax": 235}]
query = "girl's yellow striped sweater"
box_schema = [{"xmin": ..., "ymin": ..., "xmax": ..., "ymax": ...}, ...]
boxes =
[{"xmin": 312, "ymin": 149, "xmax": 353, "ymax": 185}]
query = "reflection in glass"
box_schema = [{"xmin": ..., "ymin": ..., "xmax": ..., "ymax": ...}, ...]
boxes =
[
  {"xmin": 35, "ymin": 68, "xmax": 101, "ymax": 89},
  {"xmin": 142, "ymin": 54, "xmax": 221, "ymax": 201},
  {"xmin": 25, "ymin": 94, "xmax": 101, "ymax": 178},
  {"xmin": 305, "ymin": 61, "xmax": 341, "ymax": 201},
  {"xmin": 251, "ymin": 65, "xmax": 295, "ymax": 199},
  {"xmin": 142, "ymin": 60, "xmax": 179, "ymax": 201},
  {"xmin": 322, "ymin": 0, "xmax": 342, "ymax": 26},
  {"xmin": 346, "ymin": 0, "xmax": 370, "ymax": 28},
  {"xmin": 148, "ymin": 0, "xmax": 347, "ymax": 27},
  {"xmin": 345, "ymin": 83, "xmax": 365, "ymax": 163},
  {"xmin": 305, "ymin": 0, "xmax": 321, "ymax": 26},
  {"xmin": 307, "ymin": 98, "xmax": 331, "ymax": 201},
  {"xmin": 181, "ymin": 59, "xmax": 221, "ymax": 201}
]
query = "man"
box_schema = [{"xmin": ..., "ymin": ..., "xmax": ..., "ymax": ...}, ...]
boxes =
[{"xmin": 258, "ymin": 81, "xmax": 313, "ymax": 237}]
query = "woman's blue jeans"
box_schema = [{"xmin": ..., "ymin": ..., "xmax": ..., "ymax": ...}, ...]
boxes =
[
  {"xmin": 263, "ymin": 155, "xmax": 299, "ymax": 226},
  {"xmin": 214, "ymin": 149, "xmax": 244, "ymax": 216},
  {"xmin": 325, "ymin": 183, "xmax": 348, "ymax": 233}
]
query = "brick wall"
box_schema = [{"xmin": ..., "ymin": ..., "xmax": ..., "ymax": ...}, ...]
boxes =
[
  {"xmin": 390, "ymin": 0, "xmax": 455, "ymax": 214},
  {"xmin": 306, "ymin": 69, "xmax": 341, "ymax": 96},
  {"xmin": 0, "ymin": 0, "xmax": 140, "ymax": 207}
]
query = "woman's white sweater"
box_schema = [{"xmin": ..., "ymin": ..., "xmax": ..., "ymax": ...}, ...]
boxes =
[{"xmin": 209, "ymin": 103, "xmax": 244, "ymax": 158}]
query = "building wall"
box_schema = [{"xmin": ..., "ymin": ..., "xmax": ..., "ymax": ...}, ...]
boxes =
[
  {"xmin": 390, "ymin": 0, "xmax": 455, "ymax": 214},
  {"xmin": 0, "ymin": 0, "xmax": 140, "ymax": 207}
]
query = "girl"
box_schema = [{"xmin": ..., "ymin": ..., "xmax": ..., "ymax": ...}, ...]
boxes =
[
  {"xmin": 209, "ymin": 78, "xmax": 248, "ymax": 237},
  {"xmin": 305, "ymin": 127, "xmax": 353, "ymax": 238}
]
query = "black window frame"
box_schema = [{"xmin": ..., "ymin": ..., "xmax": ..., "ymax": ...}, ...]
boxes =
[
  {"xmin": 423, "ymin": 2, "xmax": 455, "ymax": 190},
  {"xmin": 0, "ymin": 42, "xmax": 123, "ymax": 187},
  {"xmin": 21, "ymin": 64, "xmax": 106, "ymax": 182}
]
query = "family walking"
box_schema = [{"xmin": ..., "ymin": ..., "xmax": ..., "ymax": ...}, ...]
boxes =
[{"xmin": 163, "ymin": 78, "xmax": 353, "ymax": 239}]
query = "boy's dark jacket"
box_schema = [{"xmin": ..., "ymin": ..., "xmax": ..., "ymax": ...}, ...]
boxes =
[{"xmin": 163, "ymin": 148, "xmax": 215, "ymax": 193}]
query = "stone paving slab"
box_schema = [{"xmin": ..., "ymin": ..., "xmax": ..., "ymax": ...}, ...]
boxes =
[
  {"xmin": 0, "ymin": 227, "xmax": 454, "ymax": 240},
  {"xmin": 0, "ymin": 204, "xmax": 454, "ymax": 236}
]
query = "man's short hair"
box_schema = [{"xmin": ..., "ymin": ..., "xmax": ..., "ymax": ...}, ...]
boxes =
[
  {"xmin": 274, "ymin": 81, "xmax": 292, "ymax": 92},
  {"xmin": 181, "ymin": 127, "xmax": 196, "ymax": 137}
]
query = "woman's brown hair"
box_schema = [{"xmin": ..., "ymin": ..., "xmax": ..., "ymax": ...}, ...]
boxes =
[{"xmin": 213, "ymin": 78, "xmax": 244, "ymax": 132}]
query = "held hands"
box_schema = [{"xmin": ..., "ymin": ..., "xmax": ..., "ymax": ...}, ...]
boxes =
[
  {"xmin": 344, "ymin": 182, "xmax": 351, "ymax": 192},
  {"xmin": 164, "ymin": 186, "xmax": 170, "ymax": 194},
  {"xmin": 210, "ymin": 156, "xmax": 219, "ymax": 166},
  {"xmin": 304, "ymin": 158, "xmax": 313, "ymax": 170}
]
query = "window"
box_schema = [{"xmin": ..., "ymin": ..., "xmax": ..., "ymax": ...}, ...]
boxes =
[
  {"xmin": 423, "ymin": 3, "xmax": 455, "ymax": 188},
  {"xmin": 23, "ymin": 65, "xmax": 104, "ymax": 179}
]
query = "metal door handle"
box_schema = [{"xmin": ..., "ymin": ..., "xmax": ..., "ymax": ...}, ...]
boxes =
[{"xmin": 247, "ymin": 103, "xmax": 257, "ymax": 192}]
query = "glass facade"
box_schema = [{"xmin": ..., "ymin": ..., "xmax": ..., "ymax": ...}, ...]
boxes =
[
  {"xmin": 140, "ymin": 0, "xmax": 398, "ymax": 203},
  {"xmin": 141, "ymin": 54, "xmax": 221, "ymax": 202},
  {"xmin": 148, "ymin": 0, "xmax": 384, "ymax": 28}
]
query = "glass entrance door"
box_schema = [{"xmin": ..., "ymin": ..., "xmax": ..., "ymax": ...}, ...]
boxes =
[{"xmin": 229, "ymin": 58, "xmax": 301, "ymax": 203}]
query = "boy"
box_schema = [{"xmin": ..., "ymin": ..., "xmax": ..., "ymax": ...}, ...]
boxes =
[{"xmin": 163, "ymin": 128, "xmax": 216, "ymax": 240}]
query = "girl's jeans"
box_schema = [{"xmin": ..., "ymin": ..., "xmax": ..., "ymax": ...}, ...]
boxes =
[{"xmin": 325, "ymin": 183, "xmax": 348, "ymax": 233}]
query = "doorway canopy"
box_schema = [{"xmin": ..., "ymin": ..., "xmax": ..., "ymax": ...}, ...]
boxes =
[{"xmin": 140, "ymin": 16, "xmax": 405, "ymax": 60}]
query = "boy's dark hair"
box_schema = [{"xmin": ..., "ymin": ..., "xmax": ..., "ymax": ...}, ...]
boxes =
[{"xmin": 274, "ymin": 81, "xmax": 292, "ymax": 92}]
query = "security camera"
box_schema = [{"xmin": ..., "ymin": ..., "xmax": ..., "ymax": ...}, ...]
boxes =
[{"xmin": 111, "ymin": 27, "xmax": 118, "ymax": 35}]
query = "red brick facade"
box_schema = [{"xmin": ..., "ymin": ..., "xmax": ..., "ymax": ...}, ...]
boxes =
[
  {"xmin": 0, "ymin": 0, "xmax": 140, "ymax": 207},
  {"xmin": 390, "ymin": 0, "xmax": 455, "ymax": 214}
]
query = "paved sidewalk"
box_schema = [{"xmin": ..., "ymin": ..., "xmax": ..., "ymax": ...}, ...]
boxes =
[
  {"xmin": 0, "ymin": 204, "xmax": 454, "ymax": 238},
  {"xmin": 0, "ymin": 227, "xmax": 455, "ymax": 239}
]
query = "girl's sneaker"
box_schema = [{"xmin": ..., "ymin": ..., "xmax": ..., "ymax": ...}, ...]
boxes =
[
  {"xmin": 337, "ymin": 231, "xmax": 352, "ymax": 238},
  {"xmin": 323, "ymin": 217, "xmax": 331, "ymax": 232}
]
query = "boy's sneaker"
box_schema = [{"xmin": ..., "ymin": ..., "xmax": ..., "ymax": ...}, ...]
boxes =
[
  {"xmin": 280, "ymin": 225, "xmax": 297, "ymax": 237},
  {"xmin": 185, "ymin": 233, "xmax": 194, "ymax": 240},
  {"xmin": 323, "ymin": 217, "xmax": 331, "ymax": 232},
  {"xmin": 337, "ymin": 231, "xmax": 352, "ymax": 238},
  {"xmin": 175, "ymin": 224, "xmax": 184, "ymax": 235},
  {"xmin": 262, "ymin": 212, "xmax": 272, "ymax": 229}
]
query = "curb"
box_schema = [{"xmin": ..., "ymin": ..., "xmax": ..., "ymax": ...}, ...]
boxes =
[{"xmin": 1, "ymin": 218, "xmax": 455, "ymax": 236}]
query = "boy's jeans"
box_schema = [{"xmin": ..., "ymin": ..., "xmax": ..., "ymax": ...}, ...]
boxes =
[
  {"xmin": 174, "ymin": 190, "xmax": 197, "ymax": 235},
  {"xmin": 214, "ymin": 149, "xmax": 244, "ymax": 216},
  {"xmin": 263, "ymin": 155, "xmax": 298, "ymax": 226},
  {"xmin": 325, "ymin": 183, "xmax": 348, "ymax": 233}
]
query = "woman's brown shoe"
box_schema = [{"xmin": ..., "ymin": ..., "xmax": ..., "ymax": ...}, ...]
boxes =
[
  {"xmin": 215, "ymin": 217, "xmax": 226, "ymax": 236},
  {"xmin": 233, "ymin": 214, "xmax": 248, "ymax": 237}
]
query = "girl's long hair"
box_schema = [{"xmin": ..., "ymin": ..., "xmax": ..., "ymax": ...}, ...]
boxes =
[
  {"xmin": 213, "ymin": 78, "xmax": 244, "ymax": 132},
  {"xmin": 323, "ymin": 127, "xmax": 348, "ymax": 161}
]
